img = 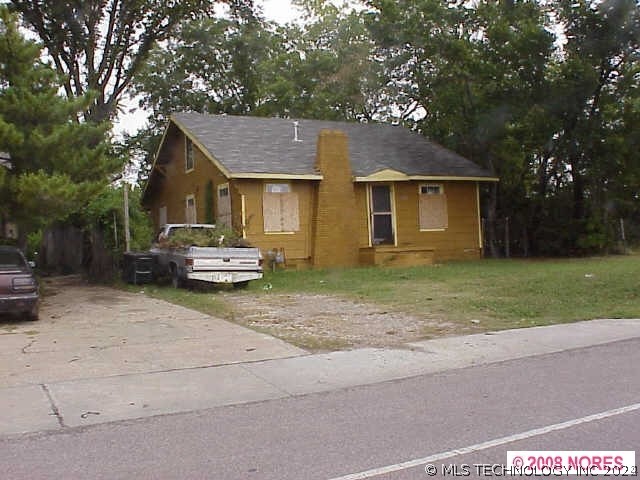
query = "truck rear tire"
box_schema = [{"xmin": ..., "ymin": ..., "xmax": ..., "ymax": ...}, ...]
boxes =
[{"xmin": 171, "ymin": 265, "xmax": 183, "ymax": 289}]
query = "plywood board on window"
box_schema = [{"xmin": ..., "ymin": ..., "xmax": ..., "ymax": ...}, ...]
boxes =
[
  {"xmin": 419, "ymin": 194, "xmax": 448, "ymax": 230},
  {"xmin": 263, "ymin": 192, "xmax": 300, "ymax": 232},
  {"xmin": 263, "ymin": 192, "xmax": 282, "ymax": 232},
  {"xmin": 280, "ymin": 192, "xmax": 299, "ymax": 232}
]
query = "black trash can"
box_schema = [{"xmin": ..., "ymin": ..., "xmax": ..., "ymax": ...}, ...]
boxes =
[{"xmin": 122, "ymin": 252, "xmax": 154, "ymax": 285}]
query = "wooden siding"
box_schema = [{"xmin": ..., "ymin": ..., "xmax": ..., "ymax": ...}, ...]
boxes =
[
  {"xmin": 146, "ymin": 128, "xmax": 231, "ymax": 230},
  {"xmin": 354, "ymin": 181, "xmax": 481, "ymax": 265},
  {"xmin": 145, "ymin": 124, "xmax": 483, "ymax": 268},
  {"xmin": 234, "ymin": 179, "xmax": 317, "ymax": 269}
]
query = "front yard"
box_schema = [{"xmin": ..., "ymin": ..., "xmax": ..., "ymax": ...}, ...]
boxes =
[{"xmin": 125, "ymin": 255, "xmax": 640, "ymax": 352}]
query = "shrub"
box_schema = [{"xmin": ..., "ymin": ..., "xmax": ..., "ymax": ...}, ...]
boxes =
[{"xmin": 160, "ymin": 226, "xmax": 245, "ymax": 248}]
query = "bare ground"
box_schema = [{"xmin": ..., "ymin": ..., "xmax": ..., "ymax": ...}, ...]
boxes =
[
  {"xmin": 221, "ymin": 292, "xmax": 480, "ymax": 351},
  {"xmin": 6, "ymin": 277, "xmax": 481, "ymax": 359}
]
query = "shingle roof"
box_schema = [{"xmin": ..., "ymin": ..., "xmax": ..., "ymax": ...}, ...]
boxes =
[{"xmin": 170, "ymin": 112, "xmax": 494, "ymax": 179}]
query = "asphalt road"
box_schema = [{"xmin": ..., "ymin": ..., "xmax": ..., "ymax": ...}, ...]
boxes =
[{"xmin": 1, "ymin": 337, "xmax": 638, "ymax": 480}]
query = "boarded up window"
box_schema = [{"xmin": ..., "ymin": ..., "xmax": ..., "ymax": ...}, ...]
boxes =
[
  {"xmin": 265, "ymin": 183, "xmax": 291, "ymax": 193},
  {"xmin": 263, "ymin": 192, "xmax": 299, "ymax": 232},
  {"xmin": 419, "ymin": 184, "xmax": 447, "ymax": 230},
  {"xmin": 217, "ymin": 184, "xmax": 232, "ymax": 227}
]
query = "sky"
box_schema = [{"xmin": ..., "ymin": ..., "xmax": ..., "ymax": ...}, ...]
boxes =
[
  {"xmin": 259, "ymin": 0, "xmax": 303, "ymax": 24},
  {"xmin": 114, "ymin": 0, "xmax": 302, "ymax": 137}
]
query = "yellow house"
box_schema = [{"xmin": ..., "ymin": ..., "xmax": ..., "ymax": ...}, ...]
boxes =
[{"xmin": 142, "ymin": 113, "xmax": 498, "ymax": 269}]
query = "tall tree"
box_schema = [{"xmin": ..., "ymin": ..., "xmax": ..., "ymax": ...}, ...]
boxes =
[
  {"xmin": 132, "ymin": 14, "xmax": 278, "ymax": 129},
  {"xmin": 367, "ymin": 0, "xmax": 555, "ymax": 256},
  {"xmin": 127, "ymin": 10, "xmax": 278, "ymax": 180},
  {"xmin": 549, "ymin": 0, "xmax": 640, "ymax": 250},
  {"xmin": 8, "ymin": 0, "xmax": 253, "ymax": 123},
  {"xmin": 0, "ymin": 6, "xmax": 119, "ymax": 239},
  {"xmin": 130, "ymin": 4, "xmax": 381, "ymax": 179}
]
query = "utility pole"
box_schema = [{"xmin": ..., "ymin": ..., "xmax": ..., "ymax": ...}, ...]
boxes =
[{"xmin": 123, "ymin": 182, "xmax": 131, "ymax": 253}]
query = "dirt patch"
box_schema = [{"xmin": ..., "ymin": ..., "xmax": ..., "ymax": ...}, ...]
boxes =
[{"xmin": 222, "ymin": 292, "xmax": 476, "ymax": 351}]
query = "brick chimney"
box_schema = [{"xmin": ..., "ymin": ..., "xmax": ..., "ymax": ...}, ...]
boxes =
[{"xmin": 312, "ymin": 130, "xmax": 360, "ymax": 268}]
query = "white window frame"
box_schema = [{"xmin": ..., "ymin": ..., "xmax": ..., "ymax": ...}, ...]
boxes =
[
  {"xmin": 218, "ymin": 184, "xmax": 230, "ymax": 198},
  {"xmin": 420, "ymin": 184, "xmax": 443, "ymax": 195},
  {"xmin": 367, "ymin": 184, "xmax": 397, "ymax": 246},
  {"xmin": 185, "ymin": 138, "xmax": 195, "ymax": 172},
  {"xmin": 185, "ymin": 194, "xmax": 197, "ymax": 224}
]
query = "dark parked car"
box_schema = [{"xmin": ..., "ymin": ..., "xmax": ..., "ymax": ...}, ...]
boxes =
[{"xmin": 0, "ymin": 246, "xmax": 39, "ymax": 321}]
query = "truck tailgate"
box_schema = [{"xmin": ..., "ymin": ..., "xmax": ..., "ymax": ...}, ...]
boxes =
[{"xmin": 190, "ymin": 247, "xmax": 262, "ymax": 271}]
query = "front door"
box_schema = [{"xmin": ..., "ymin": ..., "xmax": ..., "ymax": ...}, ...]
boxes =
[{"xmin": 370, "ymin": 184, "xmax": 395, "ymax": 245}]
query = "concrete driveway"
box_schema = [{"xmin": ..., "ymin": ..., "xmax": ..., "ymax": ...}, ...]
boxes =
[
  {"xmin": 0, "ymin": 276, "xmax": 305, "ymax": 389},
  {"xmin": 1, "ymin": 276, "xmax": 638, "ymax": 438}
]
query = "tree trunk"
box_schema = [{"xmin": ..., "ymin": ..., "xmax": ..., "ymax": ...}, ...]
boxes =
[
  {"xmin": 572, "ymin": 166, "xmax": 585, "ymax": 222},
  {"xmin": 528, "ymin": 152, "xmax": 552, "ymax": 255},
  {"xmin": 486, "ymin": 182, "xmax": 501, "ymax": 258}
]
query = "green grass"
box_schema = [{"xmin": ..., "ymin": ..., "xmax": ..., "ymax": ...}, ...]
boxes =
[
  {"xmin": 119, "ymin": 255, "xmax": 640, "ymax": 346},
  {"xmin": 119, "ymin": 281, "xmax": 233, "ymax": 319},
  {"xmin": 249, "ymin": 256, "xmax": 640, "ymax": 329}
]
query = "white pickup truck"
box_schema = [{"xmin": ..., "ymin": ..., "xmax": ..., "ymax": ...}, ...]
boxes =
[{"xmin": 150, "ymin": 224, "xmax": 263, "ymax": 288}]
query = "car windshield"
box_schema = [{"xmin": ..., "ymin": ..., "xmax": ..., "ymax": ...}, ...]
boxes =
[{"xmin": 0, "ymin": 250, "xmax": 26, "ymax": 270}]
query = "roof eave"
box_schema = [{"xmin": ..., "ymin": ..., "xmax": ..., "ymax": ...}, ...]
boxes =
[
  {"xmin": 231, "ymin": 172, "xmax": 323, "ymax": 181},
  {"xmin": 171, "ymin": 115, "xmax": 232, "ymax": 178},
  {"xmin": 353, "ymin": 174, "xmax": 499, "ymax": 182},
  {"xmin": 141, "ymin": 122, "xmax": 174, "ymax": 204}
]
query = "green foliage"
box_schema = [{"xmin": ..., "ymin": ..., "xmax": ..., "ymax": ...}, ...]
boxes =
[
  {"xmin": 160, "ymin": 226, "xmax": 242, "ymax": 248},
  {"xmin": 84, "ymin": 185, "xmax": 154, "ymax": 253},
  {"xmin": 366, "ymin": 0, "xmax": 640, "ymax": 256},
  {"xmin": 576, "ymin": 219, "xmax": 609, "ymax": 253},
  {"xmin": 25, "ymin": 230, "xmax": 42, "ymax": 259},
  {"xmin": 14, "ymin": 171, "xmax": 103, "ymax": 226},
  {"xmin": 0, "ymin": 6, "xmax": 121, "ymax": 239},
  {"xmin": 9, "ymin": 0, "xmax": 234, "ymax": 123},
  {"xmin": 124, "ymin": 0, "xmax": 640, "ymax": 257},
  {"xmin": 130, "ymin": 4, "xmax": 381, "ymax": 179}
]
